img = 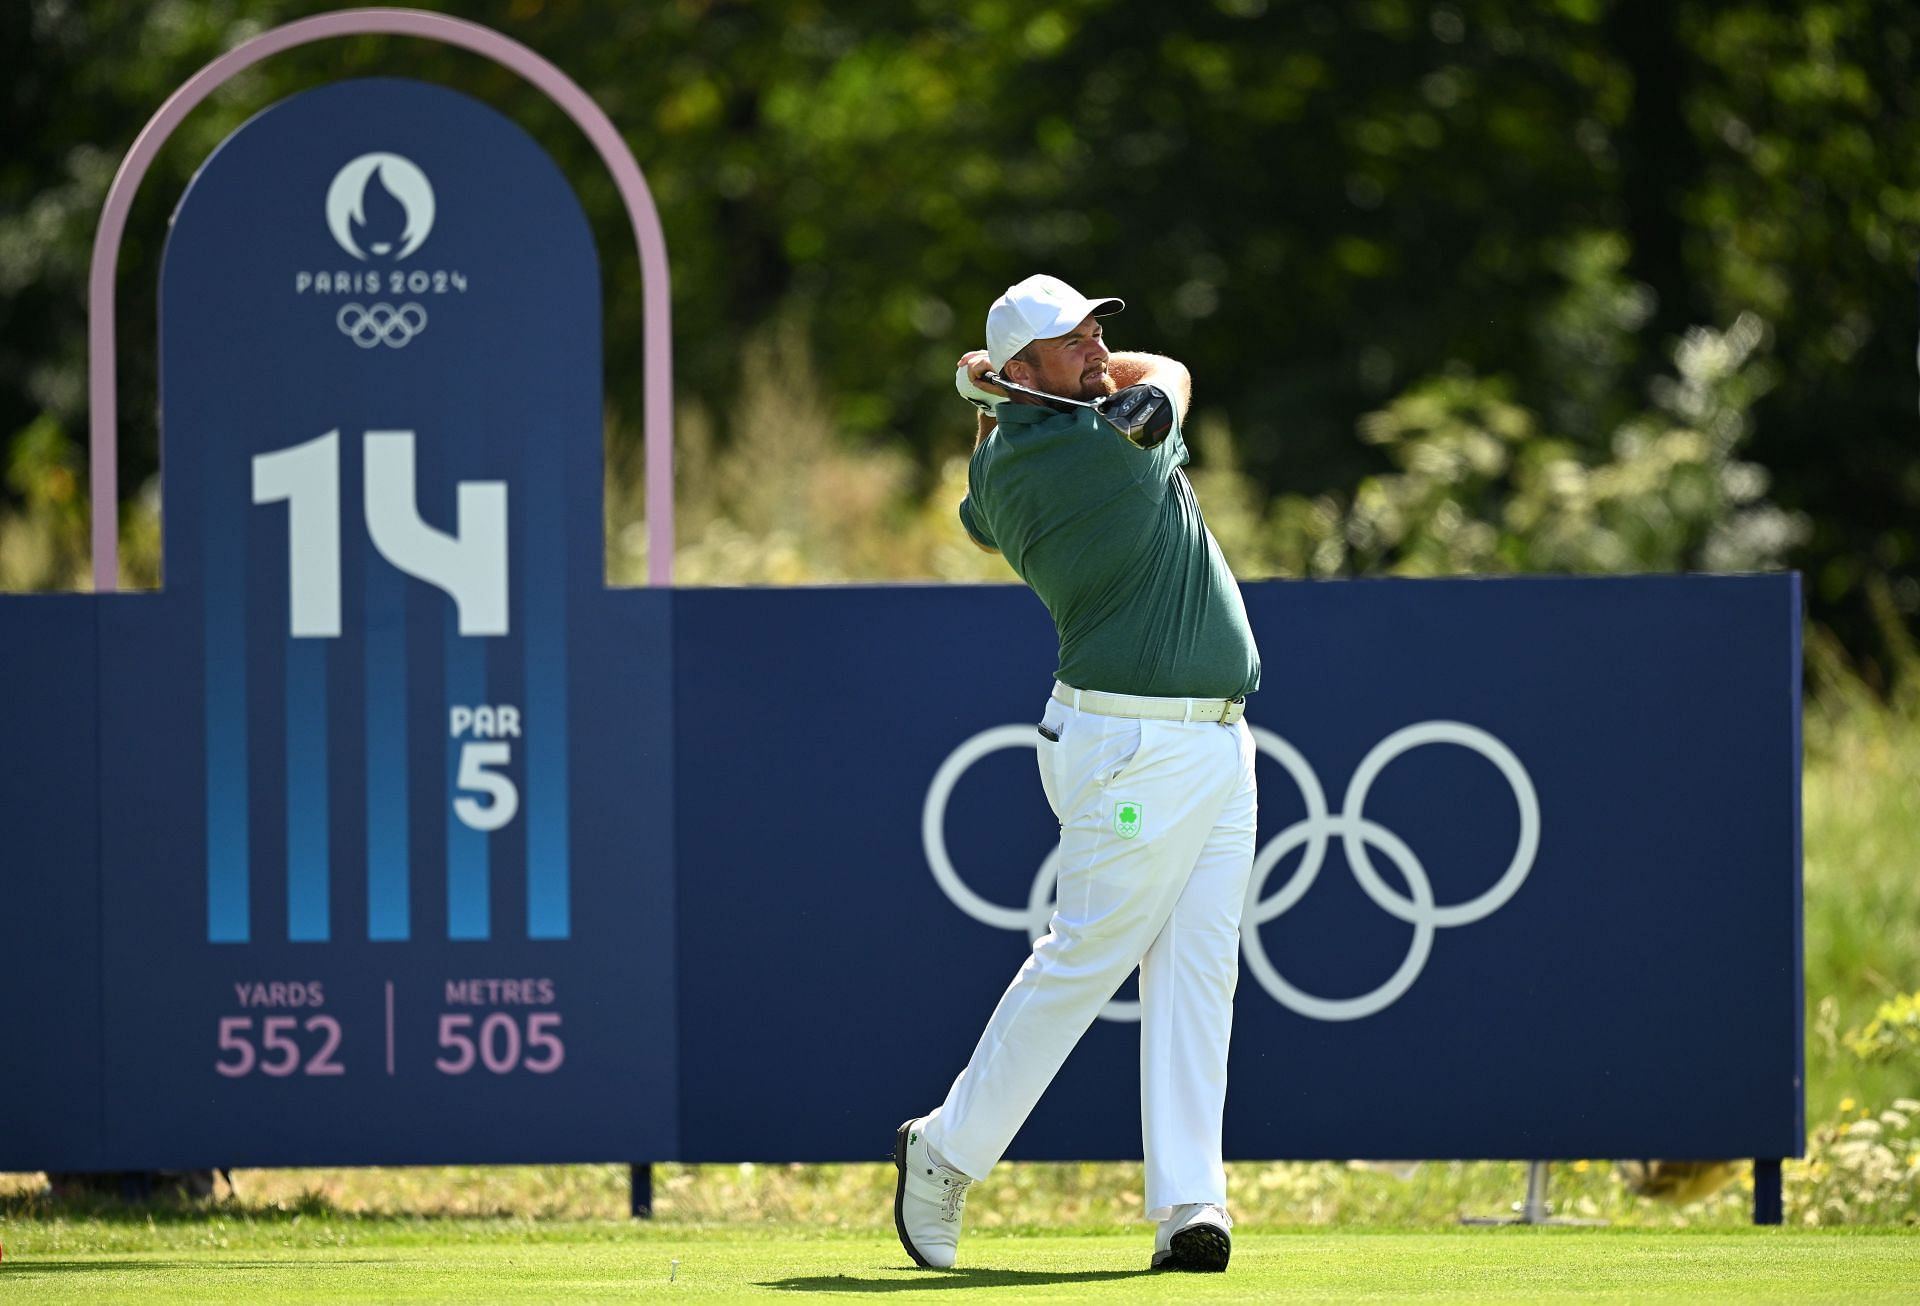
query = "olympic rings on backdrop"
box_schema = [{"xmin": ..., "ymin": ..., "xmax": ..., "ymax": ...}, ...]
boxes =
[
  {"xmin": 921, "ymin": 720, "xmax": 1540, "ymax": 1024},
  {"xmin": 1236, "ymin": 722, "xmax": 1540, "ymax": 1021},
  {"xmin": 336, "ymin": 301, "xmax": 428, "ymax": 349}
]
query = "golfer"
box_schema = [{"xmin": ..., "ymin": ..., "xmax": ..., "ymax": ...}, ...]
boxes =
[{"xmin": 894, "ymin": 274, "xmax": 1261, "ymax": 1272}]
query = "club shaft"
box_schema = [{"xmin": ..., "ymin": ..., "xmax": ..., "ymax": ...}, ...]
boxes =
[{"xmin": 981, "ymin": 371, "xmax": 1098, "ymax": 410}]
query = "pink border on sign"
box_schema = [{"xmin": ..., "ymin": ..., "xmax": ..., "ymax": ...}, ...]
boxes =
[{"xmin": 87, "ymin": 6, "xmax": 675, "ymax": 590}]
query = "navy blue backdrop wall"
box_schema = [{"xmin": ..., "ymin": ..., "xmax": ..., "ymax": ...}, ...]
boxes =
[
  {"xmin": 672, "ymin": 577, "xmax": 1802, "ymax": 1164},
  {"xmin": 1, "ymin": 573, "xmax": 1804, "ymax": 1169},
  {"xmin": 0, "ymin": 74, "xmax": 1802, "ymax": 1171}
]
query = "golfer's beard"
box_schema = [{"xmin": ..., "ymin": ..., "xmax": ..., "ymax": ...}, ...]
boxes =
[{"xmin": 1074, "ymin": 372, "xmax": 1116, "ymax": 401}]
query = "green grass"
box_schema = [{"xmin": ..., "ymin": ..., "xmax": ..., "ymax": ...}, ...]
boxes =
[
  {"xmin": 0, "ymin": 1158, "xmax": 1775, "ymax": 1233},
  {"xmin": 3, "ymin": 1221, "xmax": 1918, "ymax": 1303},
  {"xmin": 1802, "ymin": 681, "xmax": 1920, "ymax": 1124}
]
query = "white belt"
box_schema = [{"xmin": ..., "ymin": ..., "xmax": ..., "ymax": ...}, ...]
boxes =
[{"xmin": 1052, "ymin": 681, "xmax": 1246, "ymax": 725}]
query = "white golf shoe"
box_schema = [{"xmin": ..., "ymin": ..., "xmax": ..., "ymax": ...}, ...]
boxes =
[
  {"xmin": 1151, "ymin": 1202, "xmax": 1232, "ymax": 1271},
  {"xmin": 893, "ymin": 1118, "xmax": 972, "ymax": 1269}
]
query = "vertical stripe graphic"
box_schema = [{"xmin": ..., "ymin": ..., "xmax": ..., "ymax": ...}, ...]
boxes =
[
  {"xmin": 205, "ymin": 495, "xmax": 250, "ymax": 943},
  {"xmin": 285, "ymin": 637, "xmax": 330, "ymax": 941},
  {"xmin": 524, "ymin": 490, "xmax": 570, "ymax": 940},
  {"xmin": 365, "ymin": 560, "xmax": 410, "ymax": 940},
  {"xmin": 445, "ymin": 616, "xmax": 490, "ymax": 940},
  {"xmin": 525, "ymin": 614, "xmax": 570, "ymax": 938}
]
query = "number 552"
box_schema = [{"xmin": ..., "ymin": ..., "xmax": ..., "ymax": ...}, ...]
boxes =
[{"xmin": 215, "ymin": 1015, "xmax": 345, "ymax": 1077}]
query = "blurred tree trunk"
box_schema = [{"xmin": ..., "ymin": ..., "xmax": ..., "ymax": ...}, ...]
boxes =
[{"xmin": 1603, "ymin": 0, "xmax": 1706, "ymax": 361}]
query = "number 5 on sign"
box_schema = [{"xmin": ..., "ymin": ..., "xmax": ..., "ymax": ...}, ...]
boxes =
[
  {"xmin": 455, "ymin": 743, "xmax": 518, "ymax": 832},
  {"xmin": 451, "ymin": 705, "xmax": 521, "ymax": 832},
  {"xmin": 252, "ymin": 429, "xmax": 508, "ymax": 637}
]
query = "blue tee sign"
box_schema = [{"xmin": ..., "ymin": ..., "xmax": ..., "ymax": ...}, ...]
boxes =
[{"xmin": 80, "ymin": 77, "xmax": 677, "ymax": 1166}]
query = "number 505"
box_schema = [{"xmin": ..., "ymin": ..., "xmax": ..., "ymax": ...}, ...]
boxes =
[{"xmin": 435, "ymin": 1012, "xmax": 564, "ymax": 1075}]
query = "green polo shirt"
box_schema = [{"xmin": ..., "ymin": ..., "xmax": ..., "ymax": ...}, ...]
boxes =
[{"xmin": 959, "ymin": 399, "xmax": 1260, "ymax": 700}]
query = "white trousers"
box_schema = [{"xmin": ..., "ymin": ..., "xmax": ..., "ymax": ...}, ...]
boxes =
[{"xmin": 923, "ymin": 694, "xmax": 1258, "ymax": 1220}]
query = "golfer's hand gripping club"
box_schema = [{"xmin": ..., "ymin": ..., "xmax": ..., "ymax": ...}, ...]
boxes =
[{"xmin": 955, "ymin": 362, "xmax": 1005, "ymax": 413}]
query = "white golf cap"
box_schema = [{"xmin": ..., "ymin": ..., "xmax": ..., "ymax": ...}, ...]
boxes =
[{"xmin": 985, "ymin": 274, "xmax": 1124, "ymax": 368}]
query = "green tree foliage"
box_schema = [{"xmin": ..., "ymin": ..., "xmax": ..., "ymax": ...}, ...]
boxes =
[
  {"xmin": 1338, "ymin": 313, "xmax": 1802, "ymax": 576},
  {"xmin": 2, "ymin": 0, "xmax": 1916, "ymax": 678}
]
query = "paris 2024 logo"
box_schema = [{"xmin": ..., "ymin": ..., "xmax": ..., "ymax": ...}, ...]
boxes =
[{"xmin": 294, "ymin": 152, "xmax": 469, "ymax": 349}]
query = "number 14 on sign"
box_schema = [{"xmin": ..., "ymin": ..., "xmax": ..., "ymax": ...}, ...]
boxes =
[{"xmin": 251, "ymin": 429, "xmax": 508, "ymax": 638}]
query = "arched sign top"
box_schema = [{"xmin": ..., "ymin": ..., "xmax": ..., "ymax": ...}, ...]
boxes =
[{"xmin": 88, "ymin": 6, "xmax": 674, "ymax": 591}]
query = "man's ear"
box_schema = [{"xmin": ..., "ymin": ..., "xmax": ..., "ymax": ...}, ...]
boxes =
[{"xmin": 1004, "ymin": 359, "xmax": 1032, "ymax": 387}]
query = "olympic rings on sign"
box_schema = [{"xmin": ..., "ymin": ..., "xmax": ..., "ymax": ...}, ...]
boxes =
[
  {"xmin": 921, "ymin": 719, "xmax": 1539, "ymax": 1024},
  {"xmin": 336, "ymin": 301, "xmax": 428, "ymax": 349}
]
